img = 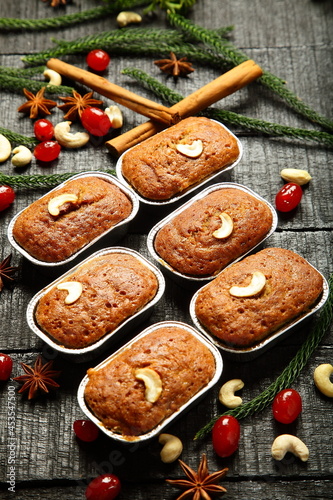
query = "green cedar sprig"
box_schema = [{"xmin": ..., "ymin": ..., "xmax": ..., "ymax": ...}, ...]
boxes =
[
  {"xmin": 0, "ymin": 170, "xmax": 116, "ymax": 189},
  {"xmin": 0, "ymin": 0, "xmax": 149, "ymax": 32},
  {"xmin": 167, "ymin": 12, "xmax": 333, "ymax": 133},
  {"xmin": 0, "ymin": 65, "xmax": 46, "ymax": 77},
  {"xmin": 122, "ymin": 68, "xmax": 333, "ymax": 147},
  {"xmin": 21, "ymin": 28, "xmax": 192, "ymax": 65},
  {"xmin": 142, "ymin": 0, "xmax": 197, "ymax": 14},
  {"xmin": 0, "ymin": 73, "xmax": 73, "ymax": 95},
  {"xmin": 194, "ymin": 273, "xmax": 333, "ymax": 440},
  {"xmin": 0, "ymin": 127, "xmax": 38, "ymax": 149}
]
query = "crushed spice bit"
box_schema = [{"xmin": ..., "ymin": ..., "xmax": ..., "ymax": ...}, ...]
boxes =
[
  {"xmin": 0, "ymin": 254, "xmax": 18, "ymax": 292},
  {"xmin": 58, "ymin": 90, "xmax": 103, "ymax": 121},
  {"xmin": 13, "ymin": 355, "xmax": 61, "ymax": 400},
  {"xmin": 166, "ymin": 453, "xmax": 228, "ymax": 499},
  {"xmin": 17, "ymin": 87, "xmax": 57, "ymax": 119},
  {"xmin": 154, "ymin": 52, "xmax": 194, "ymax": 77}
]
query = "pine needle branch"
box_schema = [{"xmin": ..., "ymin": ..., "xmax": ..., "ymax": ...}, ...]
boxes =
[
  {"xmin": 167, "ymin": 12, "xmax": 333, "ymax": 132},
  {"xmin": 122, "ymin": 68, "xmax": 333, "ymax": 147},
  {"xmin": 0, "ymin": 1, "xmax": 149, "ymax": 32},
  {"xmin": 0, "ymin": 127, "xmax": 38, "ymax": 148},
  {"xmin": 194, "ymin": 273, "xmax": 333, "ymax": 440},
  {"xmin": 0, "ymin": 73, "xmax": 73, "ymax": 95},
  {"xmin": 0, "ymin": 65, "xmax": 46, "ymax": 77},
  {"xmin": 0, "ymin": 170, "xmax": 116, "ymax": 189}
]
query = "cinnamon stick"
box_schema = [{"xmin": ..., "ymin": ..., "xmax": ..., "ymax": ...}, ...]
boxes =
[
  {"xmin": 106, "ymin": 59, "xmax": 263, "ymax": 156},
  {"xmin": 46, "ymin": 58, "xmax": 180, "ymax": 126}
]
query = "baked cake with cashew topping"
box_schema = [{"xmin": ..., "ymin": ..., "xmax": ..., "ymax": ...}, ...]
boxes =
[
  {"xmin": 84, "ymin": 325, "xmax": 216, "ymax": 437},
  {"xmin": 154, "ymin": 187, "xmax": 274, "ymax": 276},
  {"xmin": 194, "ymin": 247, "xmax": 324, "ymax": 347},
  {"xmin": 12, "ymin": 176, "xmax": 133, "ymax": 262},
  {"xmin": 120, "ymin": 116, "xmax": 240, "ymax": 201},
  {"xmin": 35, "ymin": 252, "xmax": 159, "ymax": 348}
]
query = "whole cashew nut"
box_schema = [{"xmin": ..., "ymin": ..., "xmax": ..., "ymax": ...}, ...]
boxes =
[
  {"xmin": 11, "ymin": 145, "xmax": 32, "ymax": 167},
  {"xmin": 43, "ymin": 69, "xmax": 62, "ymax": 86},
  {"xmin": 219, "ymin": 379, "xmax": 244, "ymax": 408},
  {"xmin": 159, "ymin": 433, "xmax": 183, "ymax": 463},
  {"xmin": 117, "ymin": 11, "xmax": 142, "ymax": 28},
  {"xmin": 105, "ymin": 105, "xmax": 123, "ymax": 129},
  {"xmin": 57, "ymin": 281, "xmax": 83, "ymax": 304},
  {"xmin": 313, "ymin": 363, "xmax": 333, "ymax": 397},
  {"xmin": 176, "ymin": 140, "xmax": 203, "ymax": 158},
  {"xmin": 0, "ymin": 134, "xmax": 11, "ymax": 163},
  {"xmin": 54, "ymin": 121, "xmax": 90, "ymax": 148},
  {"xmin": 229, "ymin": 271, "xmax": 266, "ymax": 298},
  {"xmin": 213, "ymin": 212, "xmax": 234, "ymax": 239},
  {"xmin": 135, "ymin": 367, "xmax": 163, "ymax": 403},
  {"xmin": 271, "ymin": 434, "xmax": 309, "ymax": 462}
]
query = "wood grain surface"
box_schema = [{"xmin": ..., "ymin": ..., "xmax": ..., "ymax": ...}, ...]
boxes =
[{"xmin": 0, "ymin": 1, "xmax": 332, "ymax": 499}]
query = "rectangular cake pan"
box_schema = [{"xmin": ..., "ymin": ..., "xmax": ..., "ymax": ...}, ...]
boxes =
[
  {"xmin": 77, "ymin": 320, "xmax": 223, "ymax": 443},
  {"xmin": 7, "ymin": 171, "xmax": 140, "ymax": 269},
  {"xmin": 147, "ymin": 182, "xmax": 278, "ymax": 285},
  {"xmin": 189, "ymin": 269, "xmax": 329, "ymax": 362},
  {"xmin": 115, "ymin": 119, "xmax": 243, "ymax": 206},
  {"xmin": 26, "ymin": 247, "xmax": 165, "ymax": 362}
]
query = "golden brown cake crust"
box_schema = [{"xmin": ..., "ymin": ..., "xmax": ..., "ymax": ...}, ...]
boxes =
[
  {"xmin": 121, "ymin": 117, "xmax": 240, "ymax": 201},
  {"xmin": 84, "ymin": 326, "xmax": 216, "ymax": 436},
  {"xmin": 154, "ymin": 187, "xmax": 273, "ymax": 276},
  {"xmin": 12, "ymin": 177, "xmax": 133, "ymax": 262},
  {"xmin": 35, "ymin": 253, "xmax": 159, "ymax": 348},
  {"xmin": 194, "ymin": 247, "xmax": 324, "ymax": 347}
]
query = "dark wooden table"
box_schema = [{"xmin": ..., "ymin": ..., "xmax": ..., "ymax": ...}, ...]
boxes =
[{"xmin": 0, "ymin": 1, "xmax": 332, "ymax": 499}]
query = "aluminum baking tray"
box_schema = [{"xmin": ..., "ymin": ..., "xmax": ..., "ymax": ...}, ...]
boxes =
[
  {"xmin": 189, "ymin": 266, "xmax": 329, "ymax": 362},
  {"xmin": 77, "ymin": 320, "xmax": 223, "ymax": 443},
  {"xmin": 26, "ymin": 247, "xmax": 165, "ymax": 362},
  {"xmin": 7, "ymin": 171, "xmax": 140, "ymax": 269},
  {"xmin": 115, "ymin": 119, "xmax": 243, "ymax": 206},
  {"xmin": 147, "ymin": 182, "xmax": 278, "ymax": 285}
]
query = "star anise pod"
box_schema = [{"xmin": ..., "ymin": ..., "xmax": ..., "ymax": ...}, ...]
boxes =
[
  {"xmin": 17, "ymin": 87, "xmax": 57, "ymax": 119},
  {"xmin": 58, "ymin": 90, "xmax": 103, "ymax": 121},
  {"xmin": 154, "ymin": 52, "xmax": 194, "ymax": 77},
  {"xmin": 166, "ymin": 453, "xmax": 228, "ymax": 500},
  {"xmin": 13, "ymin": 355, "xmax": 61, "ymax": 400},
  {"xmin": 0, "ymin": 254, "xmax": 18, "ymax": 292}
]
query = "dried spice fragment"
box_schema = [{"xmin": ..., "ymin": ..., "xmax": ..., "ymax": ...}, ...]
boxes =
[
  {"xmin": 58, "ymin": 90, "xmax": 103, "ymax": 121},
  {"xmin": 154, "ymin": 52, "xmax": 194, "ymax": 77},
  {"xmin": 17, "ymin": 87, "xmax": 57, "ymax": 119},
  {"xmin": 13, "ymin": 355, "xmax": 61, "ymax": 400},
  {"xmin": 0, "ymin": 254, "xmax": 18, "ymax": 292},
  {"xmin": 166, "ymin": 453, "xmax": 228, "ymax": 499},
  {"xmin": 41, "ymin": 0, "xmax": 67, "ymax": 7}
]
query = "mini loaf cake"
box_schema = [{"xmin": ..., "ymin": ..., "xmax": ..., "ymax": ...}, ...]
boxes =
[
  {"xmin": 194, "ymin": 247, "xmax": 323, "ymax": 347},
  {"xmin": 84, "ymin": 325, "xmax": 216, "ymax": 437},
  {"xmin": 121, "ymin": 117, "xmax": 240, "ymax": 201},
  {"xmin": 35, "ymin": 252, "xmax": 159, "ymax": 348},
  {"xmin": 12, "ymin": 176, "xmax": 133, "ymax": 262},
  {"xmin": 154, "ymin": 187, "xmax": 273, "ymax": 276}
]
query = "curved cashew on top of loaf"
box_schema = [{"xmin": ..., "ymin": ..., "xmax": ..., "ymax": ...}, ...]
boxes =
[
  {"xmin": 271, "ymin": 434, "xmax": 309, "ymax": 462},
  {"xmin": 229, "ymin": 271, "xmax": 266, "ymax": 298},
  {"xmin": 213, "ymin": 212, "xmax": 233, "ymax": 239},
  {"xmin": 313, "ymin": 363, "xmax": 333, "ymax": 397},
  {"xmin": 176, "ymin": 140, "xmax": 203, "ymax": 158},
  {"xmin": 57, "ymin": 281, "xmax": 83, "ymax": 305},
  {"xmin": 135, "ymin": 367, "xmax": 162, "ymax": 403}
]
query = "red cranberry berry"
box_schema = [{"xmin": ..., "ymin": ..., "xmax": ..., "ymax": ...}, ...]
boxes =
[
  {"xmin": 81, "ymin": 107, "xmax": 112, "ymax": 136},
  {"xmin": 73, "ymin": 419, "xmax": 99, "ymax": 442},
  {"xmin": 0, "ymin": 353, "xmax": 13, "ymax": 381},
  {"xmin": 212, "ymin": 415, "xmax": 241, "ymax": 458},
  {"xmin": 85, "ymin": 473, "xmax": 121, "ymax": 500},
  {"xmin": 272, "ymin": 389, "xmax": 302, "ymax": 424},
  {"xmin": 34, "ymin": 141, "xmax": 61, "ymax": 162},
  {"xmin": 34, "ymin": 119, "xmax": 54, "ymax": 142},
  {"xmin": 0, "ymin": 185, "xmax": 15, "ymax": 212},
  {"xmin": 86, "ymin": 49, "xmax": 111, "ymax": 72},
  {"xmin": 275, "ymin": 182, "xmax": 303, "ymax": 212}
]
